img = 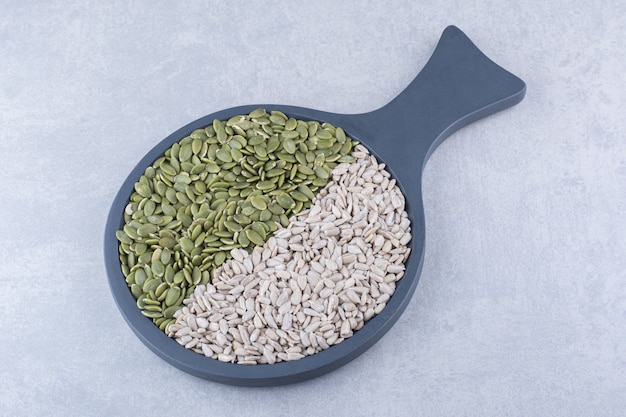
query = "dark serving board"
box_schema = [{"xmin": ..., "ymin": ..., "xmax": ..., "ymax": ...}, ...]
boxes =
[{"xmin": 104, "ymin": 26, "xmax": 526, "ymax": 386}]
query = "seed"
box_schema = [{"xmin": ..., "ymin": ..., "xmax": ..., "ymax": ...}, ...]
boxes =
[
  {"xmin": 143, "ymin": 278, "xmax": 161, "ymax": 293},
  {"xmin": 312, "ymin": 178, "xmax": 326, "ymax": 187},
  {"xmin": 241, "ymin": 206, "xmax": 256, "ymax": 216},
  {"xmin": 268, "ymin": 203, "xmax": 284, "ymax": 215},
  {"xmin": 214, "ymin": 251, "xmax": 227, "ymax": 266},
  {"xmin": 130, "ymin": 284, "xmax": 142, "ymax": 298},
  {"xmin": 297, "ymin": 184, "xmax": 315, "ymax": 200},
  {"xmin": 283, "ymin": 139, "xmax": 296, "ymax": 154},
  {"xmin": 249, "ymin": 108, "xmax": 266, "ymax": 118},
  {"xmin": 284, "ymin": 118, "xmax": 297, "ymax": 131},
  {"xmin": 137, "ymin": 223, "xmax": 157, "ymax": 237},
  {"xmin": 245, "ymin": 229, "xmax": 265, "ymax": 246},
  {"xmin": 256, "ymin": 180, "xmax": 275, "ymax": 191},
  {"xmin": 142, "ymin": 310, "xmax": 163, "ymax": 319},
  {"xmin": 335, "ymin": 127, "xmax": 346, "ymax": 143},
  {"xmin": 224, "ymin": 220, "xmax": 242, "ymax": 233},
  {"xmin": 233, "ymin": 213, "xmax": 251, "ymax": 225},
  {"xmin": 248, "ymin": 136, "xmax": 265, "ymax": 146},
  {"xmin": 215, "ymin": 149, "xmax": 232, "ymax": 163},
  {"xmin": 290, "ymin": 191, "xmax": 308, "ymax": 202},
  {"xmin": 178, "ymin": 237, "xmax": 194, "ymax": 253},
  {"xmin": 165, "ymin": 287, "xmax": 181, "ymax": 306},
  {"xmin": 237, "ymin": 231, "xmax": 250, "ymax": 246},
  {"xmin": 179, "ymin": 144, "xmax": 192, "ymax": 161},
  {"xmin": 259, "ymin": 209, "xmax": 273, "ymax": 222},
  {"xmin": 250, "ymin": 196, "xmax": 267, "ymax": 211},
  {"xmin": 134, "ymin": 183, "xmax": 151, "ymax": 198},
  {"xmin": 205, "ymin": 161, "xmax": 220, "ymax": 173},
  {"xmin": 115, "ymin": 230, "xmax": 132, "ymax": 244},
  {"xmin": 296, "ymin": 164, "xmax": 314, "ymax": 175},
  {"xmin": 314, "ymin": 166, "xmax": 329, "ymax": 179},
  {"xmin": 276, "ymin": 193, "xmax": 295, "ymax": 209},
  {"xmin": 269, "ymin": 115, "xmax": 286, "ymax": 126}
]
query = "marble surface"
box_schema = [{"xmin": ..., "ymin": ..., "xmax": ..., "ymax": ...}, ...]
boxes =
[{"xmin": 1, "ymin": 1, "xmax": 625, "ymax": 415}]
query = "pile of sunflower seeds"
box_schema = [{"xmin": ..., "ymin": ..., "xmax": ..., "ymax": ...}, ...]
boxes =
[{"xmin": 167, "ymin": 144, "xmax": 411, "ymax": 364}]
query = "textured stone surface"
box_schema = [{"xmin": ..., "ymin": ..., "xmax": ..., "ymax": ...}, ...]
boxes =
[{"xmin": 1, "ymin": 1, "xmax": 625, "ymax": 416}]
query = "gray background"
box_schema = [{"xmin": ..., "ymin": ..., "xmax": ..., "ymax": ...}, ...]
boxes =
[{"xmin": 1, "ymin": 1, "xmax": 625, "ymax": 416}]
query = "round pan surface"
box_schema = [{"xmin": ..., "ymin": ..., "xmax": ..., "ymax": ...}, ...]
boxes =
[{"xmin": 104, "ymin": 26, "xmax": 526, "ymax": 386}]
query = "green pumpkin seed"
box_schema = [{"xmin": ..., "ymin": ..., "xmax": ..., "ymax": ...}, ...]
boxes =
[
  {"xmin": 151, "ymin": 260, "xmax": 165, "ymax": 277},
  {"xmin": 215, "ymin": 148, "xmax": 232, "ymax": 163},
  {"xmin": 142, "ymin": 278, "xmax": 161, "ymax": 293},
  {"xmin": 165, "ymin": 287, "xmax": 181, "ymax": 306},
  {"xmin": 337, "ymin": 155, "xmax": 356, "ymax": 163},
  {"xmin": 248, "ymin": 135, "xmax": 265, "ymax": 146},
  {"xmin": 137, "ymin": 223, "xmax": 157, "ymax": 237},
  {"xmin": 256, "ymin": 180, "xmax": 275, "ymax": 191},
  {"xmin": 179, "ymin": 237, "xmax": 195, "ymax": 253},
  {"xmin": 241, "ymin": 206, "xmax": 256, "ymax": 216},
  {"xmin": 281, "ymin": 130, "xmax": 299, "ymax": 140},
  {"xmin": 254, "ymin": 144, "xmax": 267, "ymax": 158},
  {"xmin": 283, "ymin": 139, "xmax": 296, "ymax": 154},
  {"xmin": 245, "ymin": 229, "xmax": 264, "ymax": 246},
  {"xmin": 236, "ymin": 231, "xmax": 250, "ymax": 246},
  {"xmin": 205, "ymin": 161, "xmax": 220, "ymax": 173},
  {"xmin": 284, "ymin": 118, "xmax": 297, "ymax": 131},
  {"xmin": 215, "ymin": 124, "xmax": 226, "ymax": 143},
  {"xmin": 250, "ymin": 196, "xmax": 267, "ymax": 210},
  {"xmin": 164, "ymin": 266, "xmax": 174, "ymax": 285},
  {"xmin": 249, "ymin": 108, "xmax": 266, "ymax": 118},
  {"xmin": 276, "ymin": 193, "xmax": 296, "ymax": 209},
  {"xmin": 259, "ymin": 209, "xmax": 273, "ymax": 222},
  {"xmin": 340, "ymin": 139, "xmax": 353, "ymax": 154},
  {"xmin": 148, "ymin": 215, "xmax": 164, "ymax": 225},
  {"xmin": 116, "ymin": 230, "xmax": 132, "ymax": 244},
  {"xmin": 335, "ymin": 127, "xmax": 346, "ymax": 143},
  {"xmin": 269, "ymin": 114, "xmax": 286, "ymax": 126},
  {"xmin": 214, "ymin": 251, "xmax": 226, "ymax": 266},
  {"xmin": 267, "ymin": 135, "xmax": 280, "ymax": 153},
  {"xmin": 226, "ymin": 115, "xmax": 244, "ymax": 126},
  {"xmin": 316, "ymin": 129, "xmax": 332, "ymax": 140},
  {"xmin": 264, "ymin": 168, "xmax": 283, "ymax": 178},
  {"xmin": 297, "ymin": 184, "xmax": 315, "ymax": 199},
  {"xmin": 134, "ymin": 183, "xmax": 151, "ymax": 198},
  {"xmin": 173, "ymin": 271, "xmax": 185, "ymax": 284},
  {"xmin": 265, "ymin": 220, "xmax": 278, "ymax": 232},
  {"xmin": 268, "ymin": 202, "xmax": 284, "ymax": 215},
  {"xmin": 158, "ymin": 236, "xmax": 175, "ymax": 249},
  {"xmin": 214, "ymin": 230, "xmax": 233, "ymax": 238},
  {"xmin": 163, "ymin": 305, "xmax": 180, "ymax": 318},
  {"xmin": 155, "ymin": 282, "xmax": 168, "ymax": 298},
  {"xmin": 230, "ymin": 148, "xmax": 243, "ymax": 162},
  {"xmin": 312, "ymin": 177, "xmax": 327, "ymax": 187},
  {"xmin": 224, "ymin": 220, "xmax": 242, "ymax": 233},
  {"xmin": 291, "ymin": 190, "xmax": 308, "ymax": 202},
  {"xmin": 141, "ymin": 310, "xmax": 163, "ymax": 319},
  {"xmin": 143, "ymin": 200, "xmax": 156, "ymax": 216},
  {"xmin": 178, "ymin": 144, "xmax": 192, "ymax": 161},
  {"xmin": 130, "ymin": 284, "xmax": 142, "ymax": 298},
  {"xmin": 296, "ymin": 164, "xmax": 314, "ymax": 175},
  {"xmin": 293, "ymin": 151, "xmax": 306, "ymax": 165},
  {"xmin": 314, "ymin": 166, "xmax": 329, "ymax": 179}
]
